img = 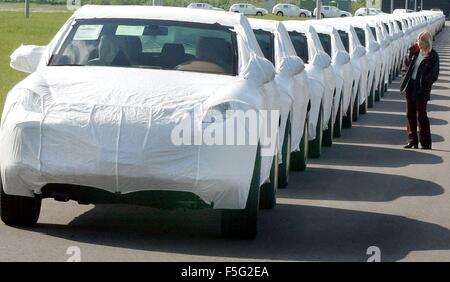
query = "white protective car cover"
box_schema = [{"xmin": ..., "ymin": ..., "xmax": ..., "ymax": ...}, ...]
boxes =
[
  {"xmin": 366, "ymin": 19, "xmax": 391, "ymax": 92},
  {"xmin": 248, "ymin": 19, "xmax": 310, "ymax": 157},
  {"xmin": 307, "ymin": 21, "xmax": 353, "ymax": 120},
  {"xmin": 0, "ymin": 5, "xmax": 279, "ymax": 210},
  {"xmin": 283, "ymin": 21, "xmax": 333, "ymax": 140},
  {"xmin": 324, "ymin": 19, "xmax": 368, "ymax": 108},
  {"xmin": 350, "ymin": 20, "xmax": 381, "ymax": 102}
]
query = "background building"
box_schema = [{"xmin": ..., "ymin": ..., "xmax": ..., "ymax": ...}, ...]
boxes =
[{"xmin": 381, "ymin": 0, "xmax": 450, "ymax": 18}]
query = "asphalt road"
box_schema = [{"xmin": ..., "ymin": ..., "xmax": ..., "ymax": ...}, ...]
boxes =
[{"xmin": 1, "ymin": 25, "xmax": 450, "ymax": 262}]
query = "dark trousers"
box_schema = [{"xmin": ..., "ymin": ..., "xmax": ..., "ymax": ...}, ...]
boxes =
[{"xmin": 405, "ymin": 81, "xmax": 431, "ymax": 147}]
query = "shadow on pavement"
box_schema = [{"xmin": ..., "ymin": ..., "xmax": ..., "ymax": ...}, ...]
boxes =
[
  {"xmin": 18, "ymin": 203, "xmax": 450, "ymax": 261},
  {"xmin": 311, "ymin": 144, "xmax": 443, "ymax": 167},
  {"xmin": 430, "ymin": 93, "xmax": 450, "ymax": 100},
  {"xmin": 362, "ymin": 112, "xmax": 448, "ymax": 128},
  {"xmin": 339, "ymin": 126, "xmax": 444, "ymax": 146},
  {"xmin": 282, "ymin": 167, "xmax": 444, "ymax": 202}
]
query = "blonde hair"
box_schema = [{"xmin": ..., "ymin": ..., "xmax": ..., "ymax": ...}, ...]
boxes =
[{"xmin": 417, "ymin": 31, "xmax": 433, "ymax": 51}]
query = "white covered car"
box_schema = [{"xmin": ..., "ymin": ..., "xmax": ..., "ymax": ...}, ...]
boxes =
[
  {"xmin": 322, "ymin": 19, "xmax": 368, "ymax": 122},
  {"xmin": 273, "ymin": 4, "xmax": 311, "ymax": 17},
  {"xmin": 1, "ymin": 5, "xmax": 281, "ymax": 239},
  {"xmin": 229, "ymin": 3, "xmax": 268, "ymax": 16},
  {"xmin": 249, "ymin": 19, "xmax": 310, "ymax": 174},
  {"xmin": 313, "ymin": 5, "xmax": 352, "ymax": 18},
  {"xmin": 284, "ymin": 22, "xmax": 335, "ymax": 157},
  {"xmin": 307, "ymin": 20, "xmax": 353, "ymax": 135},
  {"xmin": 187, "ymin": 2, "xmax": 224, "ymax": 11},
  {"xmin": 347, "ymin": 19, "xmax": 382, "ymax": 109},
  {"xmin": 354, "ymin": 7, "xmax": 385, "ymax": 16}
]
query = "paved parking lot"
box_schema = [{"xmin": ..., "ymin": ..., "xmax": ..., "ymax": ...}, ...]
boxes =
[{"xmin": 1, "ymin": 23, "xmax": 449, "ymax": 262}]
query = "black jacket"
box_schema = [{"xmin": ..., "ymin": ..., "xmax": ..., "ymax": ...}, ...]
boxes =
[{"xmin": 400, "ymin": 45, "xmax": 440, "ymax": 101}]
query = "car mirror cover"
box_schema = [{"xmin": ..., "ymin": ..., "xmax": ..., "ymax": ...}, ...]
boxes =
[{"xmin": 10, "ymin": 45, "xmax": 46, "ymax": 73}]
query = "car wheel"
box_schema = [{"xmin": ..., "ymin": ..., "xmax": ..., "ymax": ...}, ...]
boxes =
[
  {"xmin": 322, "ymin": 105, "xmax": 333, "ymax": 147},
  {"xmin": 276, "ymin": 11, "xmax": 284, "ymax": 16},
  {"xmin": 221, "ymin": 145, "xmax": 260, "ymax": 239},
  {"xmin": 341, "ymin": 14, "xmax": 348, "ymax": 17},
  {"xmin": 291, "ymin": 121, "xmax": 308, "ymax": 171},
  {"xmin": 333, "ymin": 94, "xmax": 343, "ymax": 138},
  {"xmin": 256, "ymin": 11, "xmax": 263, "ymax": 16},
  {"xmin": 308, "ymin": 105, "xmax": 323, "ymax": 158},
  {"xmin": 352, "ymin": 91, "xmax": 360, "ymax": 122},
  {"xmin": 321, "ymin": 13, "xmax": 325, "ymax": 18},
  {"xmin": 300, "ymin": 12, "xmax": 306, "ymax": 17},
  {"xmin": 259, "ymin": 154, "xmax": 278, "ymax": 209},
  {"xmin": 384, "ymin": 82, "xmax": 388, "ymax": 94},
  {"xmin": 368, "ymin": 78, "xmax": 375, "ymax": 108},
  {"xmin": 278, "ymin": 119, "xmax": 291, "ymax": 188},
  {"xmin": 375, "ymin": 79, "xmax": 381, "ymax": 102},
  {"xmin": 359, "ymin": 97, "xmax": 367, "ymax": 115},
  {"xmin": 1, "ymin": 179, "xmax": 41, "ymax": 227}
]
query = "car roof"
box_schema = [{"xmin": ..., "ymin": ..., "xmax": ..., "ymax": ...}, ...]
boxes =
[{"xmin": 73, "ymin": 5, "xmax": 241, "ymax": 26}]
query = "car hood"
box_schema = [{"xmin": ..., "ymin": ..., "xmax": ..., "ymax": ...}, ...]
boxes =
[{"xmin": 15, "ymin": 66, "xmax": 240, "ymax": 113}]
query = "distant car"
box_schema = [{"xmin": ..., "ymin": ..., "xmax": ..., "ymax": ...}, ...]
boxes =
[
  {"xmin": 272, "ymin": 4, "xmax": 311, "ymax": 17},
  {"xmin": 354, "ymin": 7, "xmax": 385, "ymax": 16},
  {"xmin": 313, "ymin": 5, "xmax": 352, "ymax": 18},
  {"xmin": 393, "ymin": 9, "xmax": 414, "ymax": 14},
  {"xmin": 187, "ymin": 2, "xmax": 224, "ymax": 11},
  {"xmin": 229, "ymin": 3, "xmax": 268, "ymax": 16}
]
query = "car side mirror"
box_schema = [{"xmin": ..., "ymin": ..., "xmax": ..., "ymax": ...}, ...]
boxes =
[
  {"xmin": 352, "ymin": 45, "xmax": 366, "ymax": 58},
  {"xmin": 311, "ymin": 50, "xmax": 331, "ymax": 69},
  {"xmin": 278, "ymin": 55, "xmax": 305, "ymax": 77},
  {"xmin": 245, "ymin": 54, "xmax": 275, "ymax": 85},
  {"xmin": 10, "ymin": 45, "xmax": 46, "ymax": 73},
  {"xmin": 334, "ymin": 50, "xmax": 350, "ymax": 65}
]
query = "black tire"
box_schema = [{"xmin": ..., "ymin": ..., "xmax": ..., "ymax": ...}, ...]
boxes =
[
  {"xmin": 300, "ymin": 12, "xmax": 306, "ymax": 17},
  {"xmin": 221, "ymin": 145, "xmax": 260, "ymax": 239},
  {"xmin": 375, "ymin": 79, "xmax": 381, "ymax": 102},
  {"xmin": 308, "ymin": 106, "xmax": 323, "ymax": 158},
  {"xmin": 352, "ymin": 92, "xmax": 360, "ymax": 122},
  {"xmin": 278, "ymin": 119, "xmax": 291, "ymax": 189},
  {"xmin": 322, "ymin": 106, "xmax": 333, "ymax": 147},
  {"xmin": 341, "ymin": 14, "xmax": 348, "ymax": 17},
  {"xmin": 259, "ymin": 154, "xmax": 278, "ymax": 210},
  {"xmin": 276, "ymin": 11, "xmax": 283, "ymax": 16},
  {"xmin": 333, "ymin": 94, "xmax": 343, "ymax": 138},
  {"xmin": 256, "ymin": 11, "xmax": 263, "ymax": 16},
  {"xmin": 368, "ymin": 78, "xmax": 375, "ymax": 108},
  {"xmin": 343, "ymin": 98, "xmax": 353, "ymax": 128},
  {"xmin": 291, "ymin": 121, "xmax": 308, "ymax": 171},
  {"xmin": 384, "ymin": 82, "xmax": 387, "ymax": 94},
  {"xmin": 359, "ymin": 98, "xmax": 367, "ymax": 115},
  {"xmin": 1, "ymin": 179, "xmax": 41, "ymax": 227},
  {"xmin": 321, "ymin": 13, "xmax": 325, "ymax": 18}
]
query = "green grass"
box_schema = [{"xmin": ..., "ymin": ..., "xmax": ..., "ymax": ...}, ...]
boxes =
[{"xmin": 0, "ymin": 11, "xmax": 71, "ymax": 111}]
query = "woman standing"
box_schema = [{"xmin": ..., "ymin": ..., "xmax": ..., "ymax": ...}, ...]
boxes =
[{"xmin": 400, "ymin": 31, "xmax": 440, "ymax": 150}]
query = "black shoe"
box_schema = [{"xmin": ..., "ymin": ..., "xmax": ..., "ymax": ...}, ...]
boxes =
[
  {"xmin": 403, "ymin": 143, "xmax": 418, "ymax": 149},
  {"xmin": 421, "ymin": 145, "xmax": 432, "ymax": 150}
]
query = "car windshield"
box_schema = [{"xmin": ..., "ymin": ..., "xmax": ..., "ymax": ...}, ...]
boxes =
[
  {"xmin": 49, "ymin": 19, "xmax": 237, "ymax": 76},
  {"xmin": 370, "ymin": 27, "xmax": 377, "ymax": 41},
  {"xmin": 254, "ymin": 29, "xmax": 275, "ymax": 64},
  {"xmin": 288, "ymin": 31, "xmax": 309, "ymax": 64},
  {"xmin": 337, "ymin": 30, "xmax": 349, "ymax": 52},
  {"xmin": 318, "ymin": 33, "xmax": 332, "ymax": 57},
  {"xmin": 354, "ymin": 27, "xmax": 366, "ymax": 47}
]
